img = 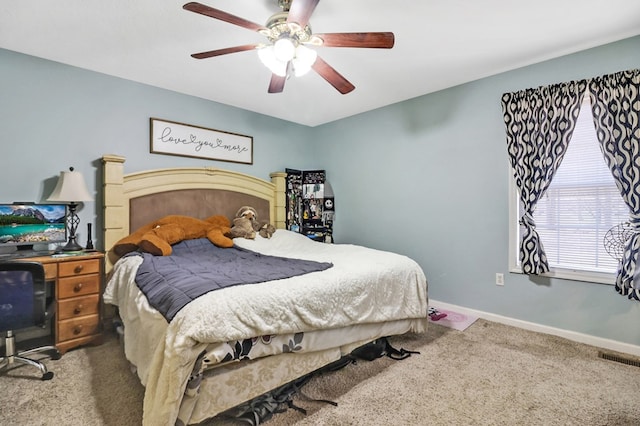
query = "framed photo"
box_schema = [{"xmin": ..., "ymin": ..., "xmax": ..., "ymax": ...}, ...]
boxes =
[{"xmin": 150, "ymin": 118, "xmax": 253, "ymax": 164}]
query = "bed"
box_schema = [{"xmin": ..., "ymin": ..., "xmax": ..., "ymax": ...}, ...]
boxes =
[{"xmin": 101, "ymin": 154, "xmax": 429, "ymax": 426}]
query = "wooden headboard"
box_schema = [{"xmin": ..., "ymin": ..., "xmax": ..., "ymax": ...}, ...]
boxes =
[{"xmin": 101, "ymin": 154, "xmax": 286, "ymax": 272}]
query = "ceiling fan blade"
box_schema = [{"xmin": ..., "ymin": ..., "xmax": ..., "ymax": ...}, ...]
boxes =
[
  {"xmin": 183, "ymin": 2, "xmax": 266, "ymax": 32},
  {"xmin": 287, "ymin": 0, "xmax": 319, "ymax": 28},
  {"xmin": 314, "ymin": 32, "xmax": 395, "ymax": 49},
  {"xmin": 268, "ymin": 74, "xmax": 287, "ymax": 93},
  {"xmin": 191, "ymin": 44, "xmax": 259, "ymax": 59},
  {"xmin": 312, "ymin": 56, "xmax": 355, "ymax": 95}
]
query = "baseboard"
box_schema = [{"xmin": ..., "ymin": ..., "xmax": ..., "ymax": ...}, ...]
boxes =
[{"xmin": 430, "ymin": 299, "xmax": 640, "ymax": 357}]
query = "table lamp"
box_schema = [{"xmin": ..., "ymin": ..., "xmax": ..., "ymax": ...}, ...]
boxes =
[{"xmin": 47, "ymin": 167, "xmax": 93, "ymax": 251}]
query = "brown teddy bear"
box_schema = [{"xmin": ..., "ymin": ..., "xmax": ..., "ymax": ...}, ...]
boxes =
[{"xmin": 113, "ymin": 214, "xmax": 233, "ymax": 257}]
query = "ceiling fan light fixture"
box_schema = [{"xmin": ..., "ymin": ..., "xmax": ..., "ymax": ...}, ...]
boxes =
[
  {"xmin": 273, "ymin": 37, "xmax": 296, "ymax": 62},
  {"xmin": 292, "ymin": 44, "xmax": 317, "ymax": 77},
  {"xmin": 258, "ymin": 45, "xmax": 288, "ymax": 77}
]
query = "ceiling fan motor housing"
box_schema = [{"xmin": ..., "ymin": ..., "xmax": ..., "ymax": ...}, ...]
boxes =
[{"xmin": 263, "ymin": 12, "xmax": 313, "ymax": 46}]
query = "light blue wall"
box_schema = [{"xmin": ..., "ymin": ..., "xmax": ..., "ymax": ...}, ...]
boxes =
[
  {"xmin": 1, "ymin": 36, "xmax": 639, "ymax": 347},
  {"xmin": 0, "ymin": 48, "xmax": 313, "ymax": 249},
  {"xmin": 310, "ymin": 36, "xmax": 640, "ymax": 346}
]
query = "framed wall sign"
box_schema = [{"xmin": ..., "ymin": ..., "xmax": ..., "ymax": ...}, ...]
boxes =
[{"xmin": 150, "ymin": 118, "xmax": 253, "ymax": 164}]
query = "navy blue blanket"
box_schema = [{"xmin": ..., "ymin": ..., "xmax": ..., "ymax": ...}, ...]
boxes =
[{"xmin": 133, "ymin": 238, "xmax": 333, "ymax": 322}]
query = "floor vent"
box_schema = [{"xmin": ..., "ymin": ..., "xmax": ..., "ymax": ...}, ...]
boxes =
[{"xmin": 598, "ymin": 351, "xmax": 640, "ymax": 368}]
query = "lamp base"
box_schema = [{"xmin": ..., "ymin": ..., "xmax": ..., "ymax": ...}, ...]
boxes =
[
  {"xmin": 60, "ymin": 237, "xmax": 84, "ymax": 252},
  {"xmin": 61, "ymin": 203, "xmax": 83, "ymax": 252}
]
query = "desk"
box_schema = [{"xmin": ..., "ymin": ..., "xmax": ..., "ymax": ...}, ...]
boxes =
[{"xmin": 21, "ymin": 252, "xmax": 104, "ymax": 354}]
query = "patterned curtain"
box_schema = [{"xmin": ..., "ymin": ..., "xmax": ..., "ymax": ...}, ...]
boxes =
[
  {"xmin": 589, "ymin": 69, "xmax": 640, "ymax": 300},
  {"xmin": 502, "ymin": 80, "xmax": 587, "ymax": 274}
]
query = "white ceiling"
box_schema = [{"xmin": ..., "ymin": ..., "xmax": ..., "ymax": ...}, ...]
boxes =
[{"xmin": 1, "ymin": 1, "xmax": 639, "ymax": 127}]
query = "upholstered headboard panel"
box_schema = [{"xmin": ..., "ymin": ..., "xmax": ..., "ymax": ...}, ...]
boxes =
[{"xmin": 129, "ymin": 189, "xmax": 270, "ymax": 232}]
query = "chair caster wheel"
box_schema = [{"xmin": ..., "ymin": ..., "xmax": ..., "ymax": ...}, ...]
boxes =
[
  {"xmin": 42, "ymin": 371, "xmax": 54, "ymax": 380},
  {"xmin": 51, "ymin": 350, "xmax": 61, "ymax": 361}
]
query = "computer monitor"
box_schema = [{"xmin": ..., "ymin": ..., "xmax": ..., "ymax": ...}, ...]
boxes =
[{"xmin": 0, "ymin": 203, "xmax": 67, "ymax": 252}]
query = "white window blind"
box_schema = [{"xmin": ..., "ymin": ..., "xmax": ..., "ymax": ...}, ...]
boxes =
[{"xmin": 513, "ymin": 96, "xmax": 630, "ymax": 280}]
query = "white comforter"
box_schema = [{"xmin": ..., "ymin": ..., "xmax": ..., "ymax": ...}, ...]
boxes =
[{"xmin": 104, "ymin": 230, "xmax": 428, "ymax": 426}]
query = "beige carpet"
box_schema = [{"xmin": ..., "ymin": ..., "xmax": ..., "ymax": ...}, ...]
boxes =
[{"xmin": 1, "ymin": 319, "xmax": 639, "ymax": 425}]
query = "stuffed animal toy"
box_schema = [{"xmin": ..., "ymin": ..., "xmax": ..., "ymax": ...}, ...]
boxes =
[
  {"xmin": 229, "ymin": 206, "xmax": 276, "ymax": 239},
  {"xmin": 257, "ymin": 222, "xmax": 276, "ymax": 239},
  {"xmin": 113, "ymin": 214, "xmax": 233, "ymax": 257},
  {"xmin": 229, "ymin": 206, "xmax": 257, "ymax": 240},
  {"xmin": 229, "ymin": 216, "xmax": 256, "ymax": 239}
]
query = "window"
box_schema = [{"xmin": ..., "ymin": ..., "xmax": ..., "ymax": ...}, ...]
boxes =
[{"xmin": 509, "ymin": 96, "xmax": 630, "ymax": 284}]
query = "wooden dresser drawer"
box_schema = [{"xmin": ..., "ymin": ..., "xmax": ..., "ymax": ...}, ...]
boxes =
[
  {"xmin": 58, "ymin": 259, "xmax": 101, "ymax": 277},
  {"xmin": 58, "ymin": 274, "xmax": 100, "ymax": 299},
  {"xmin": 57, "ymin": 315, "xmax": 100, "ymax": 342},
  {"xmin": 57, "ymin": 294, "xmax": 100, "ymax": 320}
]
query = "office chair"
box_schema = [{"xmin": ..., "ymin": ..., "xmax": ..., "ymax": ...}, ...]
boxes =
[{"xmin": 0, "ymin": 261, "xmax": 60, "ymax": 380}]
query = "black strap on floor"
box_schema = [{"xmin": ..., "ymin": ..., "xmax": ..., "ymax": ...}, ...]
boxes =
[
  {"xmin": 218, "ymin": 374, "xmax": 338, "ymax": 425},
  {"xmin": 384, "ymin": 340, "xmax": 421, "ymax": 360},
  {"xmin": 351, "ymin": 337, "xmax": 421, "ymax": 361}
]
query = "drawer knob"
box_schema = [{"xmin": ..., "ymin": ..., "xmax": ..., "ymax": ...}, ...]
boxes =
[
  {"xmin": 74, "ymin": 265, "xmax": 84, "ymax": 274},
  {"xmin": 73, "ymin": 325, "xmax": 84, "ymax": 335},
  {"xmin": 74, "ymin": 283, "xmax": 83, "ymax": 292},
  {"xmin": 74, "ymin": 304, "xmax": 84, "ymax": 315}
]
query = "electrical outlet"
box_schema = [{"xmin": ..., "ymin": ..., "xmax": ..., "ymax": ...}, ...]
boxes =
[{"xmin": 495, "ymin": 273, "xmax": 504, "ymax": 286}]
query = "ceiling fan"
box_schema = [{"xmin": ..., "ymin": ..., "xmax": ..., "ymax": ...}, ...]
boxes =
[{"xmin": 183, "ymin": 0, "xmax": 395, "ymax": 94}]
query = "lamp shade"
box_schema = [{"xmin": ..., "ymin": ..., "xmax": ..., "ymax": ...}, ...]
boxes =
[
  {"xmin": 273, "ymin": 38, "xmax": 295, "ymax": 62},
  {"xmin": 47, "ymin": 167, "xmax": 93, "ymax": 203},
  {"xmin": 258, "ymin": 42, "xmax": 318, "ymax": 78},
  {"xmin": 292, "ymin": 45, "xmax": 317, "ymax": 77},
  {"xmin": 258, "ymin": 46, "xmax": 288, "ymax": 77}
]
